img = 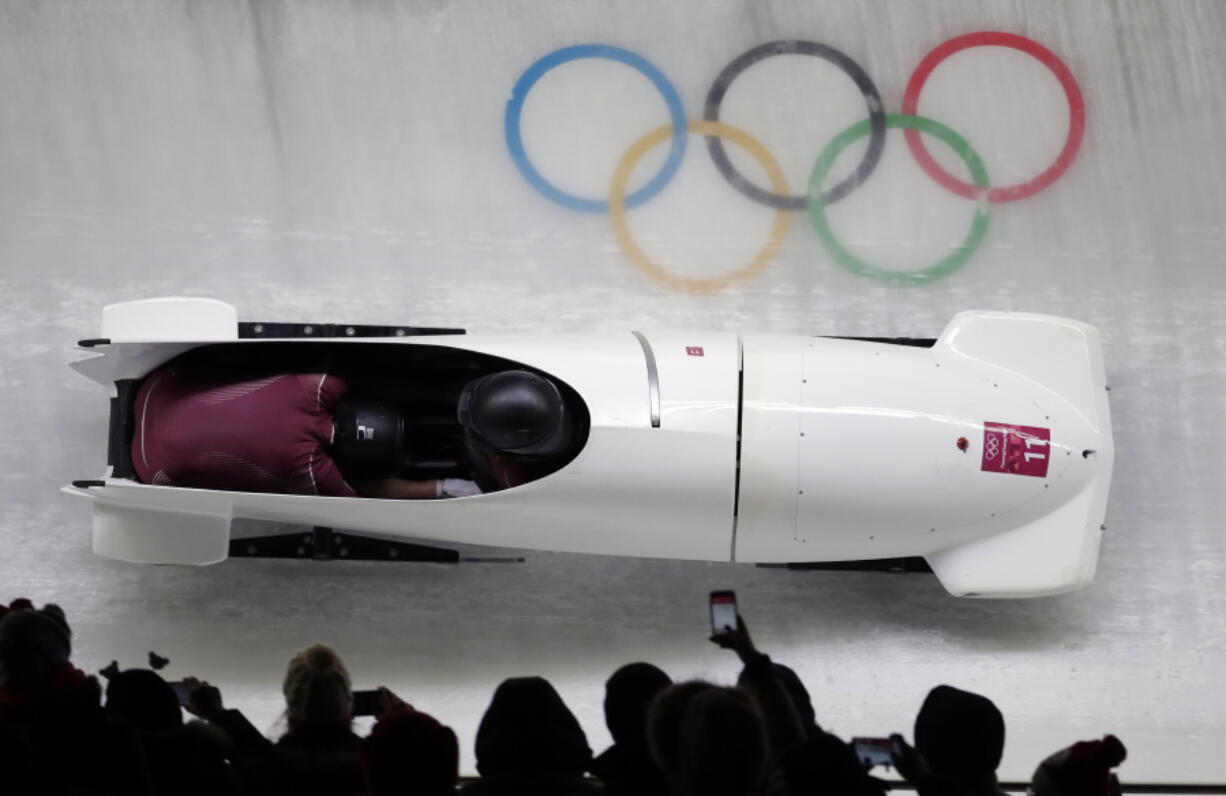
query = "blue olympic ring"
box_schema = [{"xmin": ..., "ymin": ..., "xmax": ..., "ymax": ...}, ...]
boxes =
[{"xmin": 504, "ymin": 45, "xmax": 688, "ymax": 214}]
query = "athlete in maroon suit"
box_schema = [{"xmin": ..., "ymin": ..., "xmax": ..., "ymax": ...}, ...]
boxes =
[{"xmin": 131, "ymin": 364, "xmax": 479, "ymax": 499}]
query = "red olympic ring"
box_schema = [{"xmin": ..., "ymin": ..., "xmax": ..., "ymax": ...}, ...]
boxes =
[{"xmin": 902, "ymin": 31, "xmax": 1085, "ymax": 203}]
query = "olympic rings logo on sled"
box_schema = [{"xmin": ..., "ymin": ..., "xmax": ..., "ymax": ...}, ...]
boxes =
[{"xmin": 504, "ymin": 33, "xmax": 1086, "ymax": 292}]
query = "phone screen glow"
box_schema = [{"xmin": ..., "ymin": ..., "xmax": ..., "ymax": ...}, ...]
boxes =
[
  {"xmin": 710, "ymin": 596, "xmax": 737, "ymax": 634},
  {"xmin": 852, "ymin": 737, "xmax": 894, "ymax": 768}
]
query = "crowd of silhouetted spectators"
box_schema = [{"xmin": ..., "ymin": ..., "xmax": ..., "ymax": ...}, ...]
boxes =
[{"xmin": 0, "ymin": 598, "xmax": 1128, "ymax": 795}]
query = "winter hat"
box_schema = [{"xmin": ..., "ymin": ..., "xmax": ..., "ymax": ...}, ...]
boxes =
[
  {"xmin": 362, "ymin": 707, "xmax": 460, "ymax": 796},
  {"xmin": 282, "ymin": 643, "xmax": 353, "ymax": 729},
  {"xmin": 0, "ymin": 598, "xmax": 33, "ymax": 623},
  {"xmin": 0, "ymin": 603, "xmax": 72, "ymax": 690},
  {"xmin": 1030, "ymin": 735, "xmax": 1127, "ymax": 796}
]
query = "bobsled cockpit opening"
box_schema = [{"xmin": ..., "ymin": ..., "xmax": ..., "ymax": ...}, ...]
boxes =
[{"xmin": 117, "ymin": 341, "xmax": 590, "ymax": 495}]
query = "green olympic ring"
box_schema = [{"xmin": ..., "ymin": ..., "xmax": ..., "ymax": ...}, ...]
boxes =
[{"xmin": 807, "ymin": 114, "xmax": 991, "ymax": 286}]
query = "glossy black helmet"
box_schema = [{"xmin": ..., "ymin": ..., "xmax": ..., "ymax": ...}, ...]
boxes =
[
  {"xmin": 457, "ymin": 370, "xmax": 570, "ymax": 457},
  {"xmin": 330, "ymin": 399, "xmax": 405, "ymax": 482}
]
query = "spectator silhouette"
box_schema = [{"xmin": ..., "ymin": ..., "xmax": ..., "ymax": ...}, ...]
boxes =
[
  {"xmin": 709, "ymin": 615, "xmax": 804, "ymax": 762},
  {"xmin": 646, "ymin": 680, "xmax": 717, "ymax": 781},
  {"xmin": 0, "ymin": 600, "xmax": 152, "ymax": 795},
  {"xmin": 891, "ymin": 684, "xmax": 1008, "ymax": 796},
  {"xmin": 589, "ymin": 662, "xmax": 672, "ymax": 796},
  {"xmin": 753, "ymin": 663, "xmax": 886, "ymax": 796},
  {"xmin": 189, "ymin": 643, "xmax": 366, "ymax": 796},
  {"xmin": 1030, "ymin": 735, "xmax": 1126, "ymax": 796},
  {"xmin": 672, "ymin": 685, "xmax": 769, "ymax": 796},
  {"xmin": 105, "ymin": 668, "xmax": 239, "ymax": 795},
  {"xmin": 362, "ymin": 707, "xmax": 460, "ymax": 796},
  {"xmin": 754, "ymin": 664, "xmax": 814, "ymax": 731},
  {"xmin": 709, "ymin": 615, "xmax": 883, "ymax": 796},
  {"xmin": 461, "ymin": 675, "xmax": 601, "ymax": 795}
]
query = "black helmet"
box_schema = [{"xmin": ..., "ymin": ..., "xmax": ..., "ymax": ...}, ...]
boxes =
[
  {"xmin": 457, "ymin": 370, "xmax": 570, "ymax": 457},
  {"xmin": 330, "ymin": 399, "xmax": 405, "ymax": 482}
]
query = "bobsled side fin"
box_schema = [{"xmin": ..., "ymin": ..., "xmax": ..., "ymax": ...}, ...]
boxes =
[
  {"xmin": 926, "ymin": 484, "xmax": 1104, "ymax": 598},
  {"xmin": 70, "ymin": 353, "xmax": 116, "ymax": 386},
  {"xmin": 91, "ymin": 495, "xmax": 233, "ymax": 566},
  {"xmin": 937, "ymin": 312, "xmax": 1107, "ymax": 428}
]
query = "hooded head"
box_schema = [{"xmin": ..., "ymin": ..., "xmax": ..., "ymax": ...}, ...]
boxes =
[
  {"xmin": 474, "ymin": 676, "xmax": 591, "ymax": 778},
  {"xmin": 282, "ymin": 643, "xmax": 353, "ymax": 732},
  {"xmin": 605, "ymin": 662, "xmax": 672, "ymax": 747},
  {"xmin": 914, "ymin": 685, "xmax": 1005, "ymax": 781},
  {"xmin": 105, "ymin": 668, "xmax": 183, "ymax": 732},
  {"xmin": 0, "ymin": 603, "xmax": 72, "ymax": 692}
]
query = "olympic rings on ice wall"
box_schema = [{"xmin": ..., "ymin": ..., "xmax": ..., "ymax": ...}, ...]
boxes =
[{"xmin": 504, "ymin": 33, "xmax": 1085, "ymax": 291}]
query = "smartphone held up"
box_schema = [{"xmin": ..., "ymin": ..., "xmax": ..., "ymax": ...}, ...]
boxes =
[
  {"xmin": 167, "ymin": 680, "xmax": 191, "ymax": 707},
  {"xmin": 851, "ymin": 736, "xmax": 895, "ymax": 769},
  {"xmin": 710, "ymin": 590, "xmax": 738, "ymax": 637}
]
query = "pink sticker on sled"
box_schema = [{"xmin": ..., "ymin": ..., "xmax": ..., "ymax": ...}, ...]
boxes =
[{"xmin": 981, "ymin": 422, "xmax": 1051, "ymax": 477}]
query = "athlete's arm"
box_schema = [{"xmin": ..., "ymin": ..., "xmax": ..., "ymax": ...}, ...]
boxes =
[
  {"xmin": 353, "ymin": 478, "xmax": 439, "ymax": 500},
  {"xmin": 353, "ymin": 477, "xmax": 482, "ymax": 499}
]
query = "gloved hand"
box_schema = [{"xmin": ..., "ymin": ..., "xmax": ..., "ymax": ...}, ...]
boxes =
[{"xmin": 436, "ymin": 478, "xmax": 482, "ymax": 498}]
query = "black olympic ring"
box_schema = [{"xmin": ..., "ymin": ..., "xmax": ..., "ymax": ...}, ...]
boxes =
[
  {"xmin": 703, "ymin": 40, "xmax": 887, "ymax": 211},
  {"xmin": 506, "ymin": 35, "xmax": 1085, "ymax": 290}
]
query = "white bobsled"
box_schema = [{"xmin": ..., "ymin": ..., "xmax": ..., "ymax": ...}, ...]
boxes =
[{"xmin": 65, "ymin": 298, "xmax": 1113, "ymax": 598}]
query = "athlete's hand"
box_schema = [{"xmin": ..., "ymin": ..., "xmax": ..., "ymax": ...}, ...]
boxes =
[{"xmin": 436, "ymin": 478, "xmax": 482, "ymax": 498}]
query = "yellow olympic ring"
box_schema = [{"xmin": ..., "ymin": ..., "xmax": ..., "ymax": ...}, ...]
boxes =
[{"xmin": 609, "ymin": 120, "xmax": 791, "ymax": 294}]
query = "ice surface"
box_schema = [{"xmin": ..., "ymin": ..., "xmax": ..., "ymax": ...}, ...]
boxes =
[{"xmin": 1, "ymin": 0, "xmax": 1224, "ymax": 783}]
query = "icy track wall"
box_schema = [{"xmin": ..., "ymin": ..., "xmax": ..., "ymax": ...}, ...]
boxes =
[{"xmin": 2, "ymin": 0, "xmax": 1225, "ymax": 784}]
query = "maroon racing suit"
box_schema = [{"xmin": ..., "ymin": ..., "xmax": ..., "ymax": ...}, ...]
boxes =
[{"xmin": 131, "ymin": 365, "xmax": 357, "ymax": 497}]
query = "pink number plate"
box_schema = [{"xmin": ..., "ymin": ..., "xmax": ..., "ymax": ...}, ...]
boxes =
[{"xmin": 981, "ymin": 422, "xmax": 1051, "ymax": 478}]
